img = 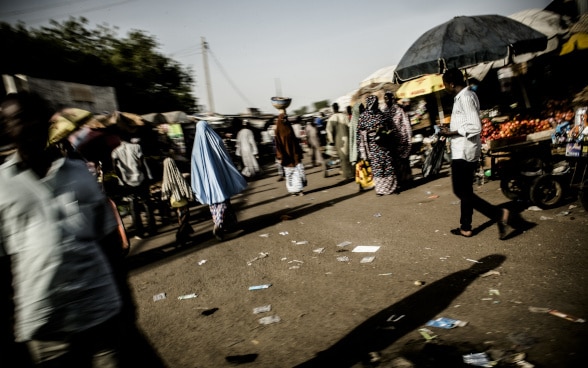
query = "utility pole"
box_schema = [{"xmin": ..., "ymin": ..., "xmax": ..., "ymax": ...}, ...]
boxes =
[{"xmin": 201, "ymin": 37, "xmax": 215, "ymax": 114}]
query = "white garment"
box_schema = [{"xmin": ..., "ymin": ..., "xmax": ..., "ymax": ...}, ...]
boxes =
[
  {"xmin": 0, "ymin": 155, "xmax": 121, "ymax": 341},
  {"xmin": 235, "ymin": 128, "xmax": 260, "ymax": 177},
  {"xmin": 449, "ymin": 87, "xmax": 482, "ymax": 162}
]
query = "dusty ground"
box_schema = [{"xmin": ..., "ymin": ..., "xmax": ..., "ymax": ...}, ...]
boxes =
[{"xmin": 125, "ymin": 161, "xmax": 588, "ymax": 368}]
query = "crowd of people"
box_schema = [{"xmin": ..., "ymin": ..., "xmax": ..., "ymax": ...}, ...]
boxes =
[{"xmin": 0, "ymin": 67, "xmax": 527, "ymax": 366}]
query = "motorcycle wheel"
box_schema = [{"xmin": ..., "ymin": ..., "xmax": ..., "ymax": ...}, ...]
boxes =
[
  {"xmin": 529, "ymin": 174, "xmax": 565, "ymax": 209},
  {"xmin": 500, "ymin": 176, "xmax": 528, "ymax": 201}
]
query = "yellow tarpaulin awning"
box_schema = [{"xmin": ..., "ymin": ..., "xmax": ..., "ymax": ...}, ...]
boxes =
[
  {"xmin": 395, "ymin": 74, "xmax": 445, "ymax": 99},
  {"xmin": 560, "ymin": 33, "xmax": 588, "ymax": 55}
]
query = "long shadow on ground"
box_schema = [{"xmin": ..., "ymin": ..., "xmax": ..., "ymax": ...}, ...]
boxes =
[{"xmin": 294, "ymin": 254, "xmax": 506, "ymax": 368}]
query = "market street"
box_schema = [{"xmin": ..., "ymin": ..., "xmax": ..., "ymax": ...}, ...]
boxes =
[{"xmin": 124, "ymin": 162, "xmax": 588, "ymax": 368}]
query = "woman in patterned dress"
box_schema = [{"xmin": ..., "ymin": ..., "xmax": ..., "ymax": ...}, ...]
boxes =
[{"xmin": 357, "ymin": 95, "xmax": 398, "ymax": 195}]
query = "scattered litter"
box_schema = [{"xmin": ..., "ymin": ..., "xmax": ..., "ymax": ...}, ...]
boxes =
[
  {"xmin": 426, "ymin": 317, "xmax": 468, "ymax": 329},
  {"xmin": 428, "ymin": 195, "xmax": 439, "ymax": 199},
  {"xmin": 516, "ymin": 360, "xmax": 535, "ymax": 368},
  {"xmin": 258, "ymin": 315, "xmax": 281, "ymax": 325},
  {"xmin": 259, "ymin": 233, "xmax": 270, "ymax": 238},
  {"xmin": 418, "ymin": 328, "xmax": 437, "ymax": 341},
  {"xmin": 280, "ymin": 257, "xmax": 288, "ymax": 261},
  {"xmin": 248, "ymin": 284, "xmax": 272, "ymax": 291},
  {"xmin": 373, "ymin": 213, "xmax": 382, "ymax": 217},
  {"xmin": 336, "ymin": 241, "xmax": 352, "ymax": 247},
  {"xmin": 360, "ymin": 256, "xmax": 375, "ymax": 263},
  {"xmin": 464, "ymin": 258, "xmax": 482, "ymax": 263},
  {"xmin": 201, "ymin": 307, "xmax": 218, "ymax": 316},
  {"xmin": 526, "ymin": 206, "xmax": 543, "ymax": 211},
  {"xmin": 313, "ymin": 247, "xmax": 325, "ymax": 254},
  {"xmin": 462, "ymin": 352, "xmax": 493, "ymax": 367},
  {"xmin": 289, "ymin": 265, "xmax": 300, "ymax": 270},
  {"xmin": 153, "ymin": 293, "xmax": 167, "ymax": 302},
  {"xmin": 489, "ymin": 289, "xmax": 500, "ymax": 296},
  {"xmin": 528, "ymin": 306, "xmax": 551, "ymax": 313},
  {"xmin": 247, "ymin": 252, "xmax": 269, "ymax": 266},
  {"xmin": 548, "ymin": 309, "xmax": 585, "ymax": 323},
  {"xmin": 556, "ymin": 211, "xmax": 570, "ymax": 216},
  {"xmin": 197, "ymin": 259, "xmax": 207, "ymax": 266},
  {"xmin": 440, "ymin": 256, "xmax": 449, "ymax": 261},
  {"xmin": 253, "ymin": 305, "xmax": 271, "ymax": 314},
  {"xmin": 425, "ymin": 191, "xmax": 432, "ymax": 195},
  {"xmin": 414, "ymin": 281, "xmax": 425, "ymax": 286},
  {"xmin": 481, "ymin": 298, "xmax": 493, "ymax": 301},
  {"xmin": 352, "ymin": 245, "xmax": 380, "ymax": 253},
  {"xmin": 336, "ymin": 249, "xmax": 348, "ymax": 253},
  {"xmin": 337, "ymin": 256, "xmax": 350, "ymax": 262},
  {"xmin": 295, "ymin": 240, "xmax": 309, "ymax": 245},
  {"xmin": 378, "ymin": 273, "xmax": 393, "ymax": 276},
  {"xmin": 480, "ymin": 270, "xmax": 500, "ymax": 277},
  {"xmin": 177, "ymin": 293, "xmax": 197, "ymax": 300},
  {"xmin": 279, "ymin": 231, "xmax": 289, "ymax": 235},
  {"xmin": 280, "ymin": 215, "xmax": 293, "ymax": 221},
  {"xmin": 568, "ymin": 204, "xmax": 577, "ymax": 209},
  {"xmin": 539, "ymin": 216, "xmax": 553, "ymax": 220},
  {"xmin": 386, "ymin": 314, "xmax": 405, "ymax": 322}
]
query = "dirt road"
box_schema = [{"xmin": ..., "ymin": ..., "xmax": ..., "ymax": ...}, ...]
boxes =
[{"xmin": 125, "ymin": 163, "xmax": 588, "ymax": 367}]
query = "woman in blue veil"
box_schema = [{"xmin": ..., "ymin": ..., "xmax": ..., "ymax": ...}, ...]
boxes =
[{"xmin": 190, "ymin": 121, "xmax": 247, "ymax": 240}]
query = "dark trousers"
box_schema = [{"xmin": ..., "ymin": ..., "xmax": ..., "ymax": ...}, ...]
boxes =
[
  {"xmin": 451, "ymin": 159, "xmax": 501, "ymax": 231},
  {"xmin": 129, "ymin": 183, "xmax": 156, "ymax": 235}
]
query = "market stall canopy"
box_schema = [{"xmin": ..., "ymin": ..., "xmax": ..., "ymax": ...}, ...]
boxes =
[
  {"xmin": 560, "ymin": 14, "xmax": 588, "ymax": 55},
  {"xmin": 334, "ymin": 89, "xmax": 358, "ymax": 110},
  {"xmin": 394, "ymin": 14, "xmax": 548, "ymax": 82},
  {"xmin": 395, "ymin": 74, "xmax": 445, "ymax": 99},
  {"xmin": 141, "ymin": 112, "xmax": 168, "ymax": 125},
  {"xmin": 48, "ymin": 108, "xmax": 104, "ymax": 145},
  {"xmin": 359, "ymin": 65, "xmax": 397, "ymax": 88},
  {"xmin": 467, "ymin": 9, "xmax": 569, "ymax": 80}
]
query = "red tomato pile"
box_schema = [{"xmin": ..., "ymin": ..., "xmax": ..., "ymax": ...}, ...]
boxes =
[{"xmin": 481, "ymin": 118, "xmax": 552, "ymax": 142}]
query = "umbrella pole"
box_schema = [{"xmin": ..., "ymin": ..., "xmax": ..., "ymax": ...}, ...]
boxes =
[{"xmin": 435, "ymin": 92, "xmax": 445, "ymax": 125}]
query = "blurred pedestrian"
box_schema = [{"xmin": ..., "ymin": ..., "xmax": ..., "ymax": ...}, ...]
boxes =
[
  {"xmin": 357, "ymin": 95, "xmax": 398, "ymax": 195},
  {"xmin": 161, "ymin": 155, "xmax": 195, "ymax": 245},
  {"xmin": 440, "ymin": 68, "xmax": 510, "ymax": 239},
  {"xmin": 305, "ymin": 118, "xmax": 323, "ymax": 167},
  {"xmin": 111, "ymin": 134, "xmax": 157, "ymax": 237},
  {"xmin": 326, "ymin": 102, "xmax": 354, "ymax": 180},
  {"xmin": 383, "ymin": 91, "xmax": 413, "ymax": 190},
  {"xmin": 235, "ymin": 119, "xmax": 261, "ymax": 178},
  {"xmin": 0, "ymin": 91, "xmax": 124, "ymax": 367},
  {"xmin": 190, "ymin": 120, "xmax": 247, "ymax": 240},
  {"xmin": 274, "ymin": 112, "xmax": 306, "ymax": 196},
  {"xmin": 266, "ymin": 118, "xmax": 285, "ymax": 181},
  {"xmin": 348, "ymin": 101, "xmax": 365, "ymax": 166}
]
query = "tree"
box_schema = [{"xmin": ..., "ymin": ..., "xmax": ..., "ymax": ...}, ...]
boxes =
[
  {"xmin": 0, "ymin": 17, "xmax": 198, "ymax": 114},
  {"xmin": 313, "ymin": 100, "xmax": 330, "ymax": 112}
]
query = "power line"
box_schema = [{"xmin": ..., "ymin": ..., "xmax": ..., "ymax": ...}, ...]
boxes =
[
  {"xmin": 25, "ymin": 0, "xmax": 138, "ymax": 25},
  {"xmin": 207, "ymin": 47, "xmax": 254, "ymax": 108}
]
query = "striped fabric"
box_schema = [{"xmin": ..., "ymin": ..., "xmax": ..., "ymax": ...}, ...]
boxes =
[{"xmin": 161, "ymin": 157, "xmax": 193, "ymax": 204}]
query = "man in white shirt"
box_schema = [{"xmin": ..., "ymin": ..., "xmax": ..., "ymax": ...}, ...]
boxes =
[
  {"xmin": 0, "ymin": 92, "xmax": 123, "ymax": 366},
  {"xmin": 440, "ymin": 68, "xmax": 510, "ymax": 239}
]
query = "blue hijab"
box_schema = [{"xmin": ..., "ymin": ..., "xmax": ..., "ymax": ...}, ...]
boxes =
[{"xmin": 190, "ymin": 121, "xmax": 247, "ymax": 204}]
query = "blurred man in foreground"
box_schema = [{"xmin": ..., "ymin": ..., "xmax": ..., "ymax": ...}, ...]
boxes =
[{"xmin": 0, "ymin": 92, "xmax": 123, "ymax": 367}]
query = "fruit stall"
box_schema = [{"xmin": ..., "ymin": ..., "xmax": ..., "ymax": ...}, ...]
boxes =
[{"xmin": 481, "ymin": 107, "xmax": 588, "ymax": 210}]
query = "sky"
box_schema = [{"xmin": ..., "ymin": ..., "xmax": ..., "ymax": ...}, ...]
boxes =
[{"xmin": 0, "ymin": 0, "xmax": 554, "ymax": 115}]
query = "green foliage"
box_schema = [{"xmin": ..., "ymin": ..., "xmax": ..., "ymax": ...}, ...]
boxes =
[
  {"xmin": 0, "ymin": 17, "xmax": 198, "ymax": 114},
  {"xmin": 313, "ymin": 100, "xmax": 330, "ymax": 111},
  {"xmin": 293, "ymin": 106, "xmax": 308, "ymax": 116}
]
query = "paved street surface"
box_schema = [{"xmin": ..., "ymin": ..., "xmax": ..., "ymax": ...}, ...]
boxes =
[{"xmin": 124, "ymin": 161, "xmax": 588, "ymax": 368}]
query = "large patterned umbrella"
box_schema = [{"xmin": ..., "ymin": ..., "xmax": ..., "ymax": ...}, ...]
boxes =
[{"xmin": 394, "ymin": 14, "xmax": 548, "ymax": 82}]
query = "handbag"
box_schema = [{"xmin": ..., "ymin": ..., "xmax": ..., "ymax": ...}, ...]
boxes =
[{"xmin": 355, "ymin": 159, "xmax": 375, "ymax": 191}]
